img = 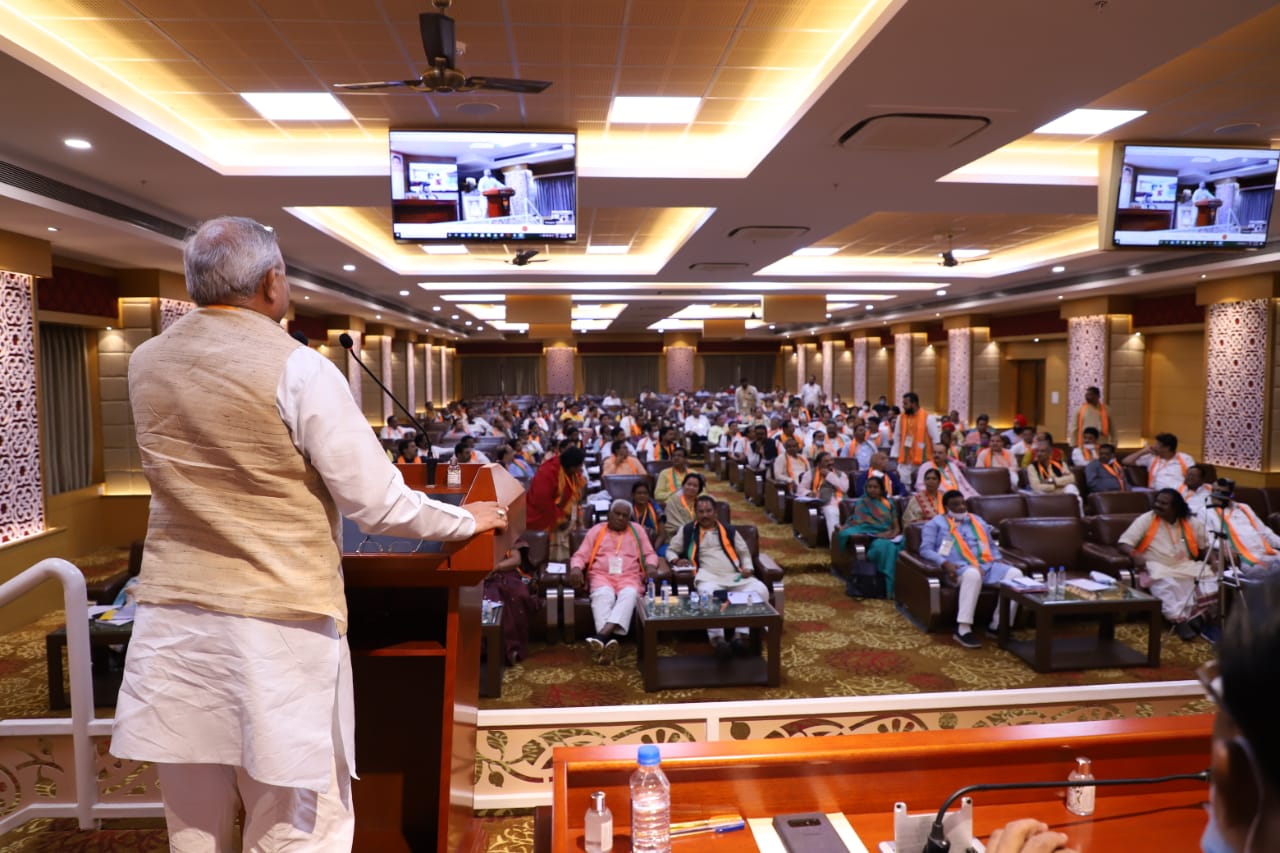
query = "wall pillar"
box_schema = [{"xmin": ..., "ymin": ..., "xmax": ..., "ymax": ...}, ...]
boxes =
[
  {"xmin": 545, "ymin": 345, "xmax": 575, "ymax": 396},
  {"xmin": 1062, "ymin": 297, "xmax": 1143, "ymax": 446},
  {"xmin": 852, "ymin": 335, "xmax": 868, "ymax": 405},
  {"xmin": 0, "ymin": 271, "xmax": 45, "ymax": 540},
  {"xmin": 892, "ymin": 325, "xmax": 925, "ymax": 403},
  {"xmin": 1196, "ymin": 275, "xmax": 1279, "ymax": 476}
]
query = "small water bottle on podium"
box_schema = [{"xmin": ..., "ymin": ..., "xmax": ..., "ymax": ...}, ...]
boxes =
[
  {"xmin": 630, "ymin": 745, "xmax": 670, "ymax": 852},
  {"xmin": 446, "ymin": 454, "xmax": 462, "ymax": 487}
]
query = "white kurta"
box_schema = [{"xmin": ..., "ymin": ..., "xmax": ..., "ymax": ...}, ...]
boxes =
[{"xmin": 112, "ymin": 345, "xmax": 476, "ymax": 793}]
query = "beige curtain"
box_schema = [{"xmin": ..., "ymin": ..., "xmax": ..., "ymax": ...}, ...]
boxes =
[{"xmin": 38, "ymin": 324, "xmax": 94, "ymax": 494}]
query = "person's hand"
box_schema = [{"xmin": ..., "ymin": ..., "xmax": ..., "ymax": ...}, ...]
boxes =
[
  {"xmin": 466, "ymin": 501, "xmax": 509, "ymax": 534},
  {"xmin": 986, "ymin": 819, "xmax": 1075, "ymax": 853},
  {"xmin": 942, "ymin": 560, "xmax": 960, "ymax": 582}
]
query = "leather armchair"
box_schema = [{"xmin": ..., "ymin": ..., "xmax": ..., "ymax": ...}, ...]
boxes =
[
  {"xmin": 87, "ymin": 539, "xmax": 144, "ymax": 605},
  {"xmin": 1085, "ymin": 491, "xmax": 1151, "ymax": 517},
  {"xmin": 727, "ymin": 455, "xmax": 745, "ymax": 490},
  {"xmin": 1231, "ymin": 486, "xmax": 1270, "ymax": 522},
  {"xmin": 793, "ymin": 496, "xmax": 829, "ymax": 548},
  {"xmin": 966, "ymin": 494, "xmax": 1027, "ymax": 538},
  {"xmin": 893, "ymin": 522, "xmax": 1000, "ymax": 633},
  {"xmin": 997, "ymin": 516, "xmax": 1128, "ymax": 580},
  {"xmin": 601, "ymin": 474, "xmax": 651, "ymax": 502},
  {"xmin": 967, "ymin": 467, "xmax": 1015, "ymax": 496},
  {"xmin": 763, "ymin": 471, "xmax": 794, "ymax": 524},
  {"xmin": 1024, "ymin": 492, "xmax": 1081, "ymax": 518},
  {"xmin": 743, "ymin": 464, "xmax": 767, "ymax": 506},
  {"xmin": 643, "ymin": 459, "xmax": 673, "ymax": 480},
  {"xmin": 1081, "ymin": 513, "xmax": 1145, "ymax": 585}
]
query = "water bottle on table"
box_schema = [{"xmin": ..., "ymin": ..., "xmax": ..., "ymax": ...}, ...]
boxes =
[{"xmin": 630, "ymin": 745, "xmax": 671, "ymax": 852}]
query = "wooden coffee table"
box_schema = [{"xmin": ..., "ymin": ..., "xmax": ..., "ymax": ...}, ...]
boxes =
[
  {"xmin": 997, "ymin": 583, "xmax": 1161, "ymax": 673},
  {"xmin": 634, "ymin": 597, "xmax": 781, "ymax": 691}
]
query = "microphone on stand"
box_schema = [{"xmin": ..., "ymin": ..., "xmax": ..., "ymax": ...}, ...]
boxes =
[
  {"xmin": 919, "ymin": 769, "xmax": 1209, "ymax": 852},
  {"xmin": 338, "ymin": 333, "xmax": 438, "ymax": 480}
]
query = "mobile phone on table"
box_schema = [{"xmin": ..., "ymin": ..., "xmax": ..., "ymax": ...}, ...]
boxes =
[{"xmin": 773, "ymin": 812, "xmax": 848, "ymax": 852}]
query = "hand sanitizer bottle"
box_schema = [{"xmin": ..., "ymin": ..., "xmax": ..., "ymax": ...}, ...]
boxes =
[
  {"xmin": 584, "ymin": 790, "xmax": 613, "ymax": 852},
  {"xmin": 1065, "ymin": 756, "xmax": 1096, "ymax": 816},
  {"xmin": 446, "ymin": 453, "xmax": 462, "ymax": 487}
]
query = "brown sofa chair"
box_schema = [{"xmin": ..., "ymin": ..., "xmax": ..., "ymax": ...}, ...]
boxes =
[
  {"xmin": 966, "ymin": 494, "xmax": 1027, "ymax": 538},
  {"xmin": 1082, "ymin": 513, "xmax": 1145, "ymax": 585},
  {"xmin": 743, "ymin": 465, "xmax": 767, "ymax": 506},
  {"xmin": 893, "ymin": 522, "xmax": 1001, "ymax": 633},
  {"xmin": 601, "ymin": 474, "xmax": 651, "ymax": 502},
  {"xmin": 997, "ymin": 517, "xmax": 1132, "ymax": 580},
  {"xmin": 1024, "ymin": 492, "xmax": 1082, "ymax": 518},
  {"xmin": 763, "ymin": 472, "xmax": 795, "ymax": 524},
  {"xmin": 967, "ymin": 466, "xmax": 1015, "ymax": 496},
  {"xmin": 1085, "ymin": 491, "xmax": 1151, "ymax": 517}
]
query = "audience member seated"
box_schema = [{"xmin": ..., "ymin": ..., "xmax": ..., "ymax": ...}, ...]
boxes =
[
  {"xmin": 1122, "ymin": 432, "xmax": 1195, "ymax": 491},
  {"xmin": 602, "ymin": 438, "xmax": 647, "ymax": 477},
  {"xmin": 835, "ymin": 475, "xmax": 903, "ymax": 597},
  {"xmin": 667, "ymin": 495, "xmax": 769, "ymax": 660},
  {"xmin": 391, "ymin": 437, "xmax": 418, "ymax": 464},
  {"xmin": 963, "ymin": 413, "xmax": 994, "ymax": 448},
  {"xmin": 797, "ymin": 451, "xmax": 849, "ymax": 540},
  {"xmin": 1025, "ymin": 444, "xmax": 1080, "ymax": 500},
  {"xmin": 855, "ymin": 451, "xmax": 905, "ymax": 497},
  {"xmin": 1072, "ymin": 426, "xmax": 1101, "ymax": 466},
  {"xmin": 1204, "ymin": 477, "xmax": 1280, "ymax": 580},
  {"xmin": 569, "ymin": 499, "xmax": 658, "ymax": 665},
  {"xmin": 1180, "ymin": 463, "xmax": 1216, "ymax": 517},
  {"xmin": 915, "ymin": 442, "xmax": 977, "ymax": 497},
  {"xmin": 663, "ymin": 473, "xmax": 705, "ymax": 539},
  {"xmin": 1116, "ymin": 488, "xmax": 1210, "ymax": 641},
  {"xmin": 1199, "ymin": 571, "xmax": 1280, "ymax": 853},
  {"xmin": 918, "ymin": 489, "xmax": 1024, "ymax": 649},
  {"xmin": 1084, "ymin": 443, "xmax": 1127, "ymax": 494},
  {"xmin": 745, "ymin": 424, "xmax": 777, "ymax": 471},
  {"xmin": 772, "ymin": 437, "xmax": 811, "ymax": 494},
  {"xmin": 902, "ymin": 467, "xmax": 945, "ymax": 525},
  {"xmin": 653, "ymin": 447, "xmax": 692, "ymax": 504},
  {"xmin": 380, "ymin": 414, "xmax": 413, "ymax": 440},
  {"xmin": 975, "ymin": 433, "xmax": 1020, "ymax": 488},
  {"xmin": 527, "ymin": 445, "xmax": 588, "ymax": 561},
  {"xmin": 629, "ymin": 481, "xmax": 666, "ymax": 555}
]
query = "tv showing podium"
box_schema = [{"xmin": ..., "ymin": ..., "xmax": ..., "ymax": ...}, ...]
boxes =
[{"xmin": 342, "ymin": 462, "xmax": 524, "ymax": 852}]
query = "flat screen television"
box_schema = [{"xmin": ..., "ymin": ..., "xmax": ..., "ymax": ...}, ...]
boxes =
[
  {"xmin": 1101, "ymin": 143, "xmax": 1279, "ymax": 249},
  {"xmin": 388, "ymin": 129, "xmax": 576, "ymax": 242}
]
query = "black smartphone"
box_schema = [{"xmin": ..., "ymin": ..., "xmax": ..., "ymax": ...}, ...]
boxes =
[{"xmin": 772, "ymin": 812, "xmax": 848, "ymax": 853}]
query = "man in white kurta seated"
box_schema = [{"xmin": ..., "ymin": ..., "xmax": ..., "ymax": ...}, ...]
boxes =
[
  {"xmin": 1122, "ymin": 432, "xmax": 1196, "ymax": 491},
  {"xmin": 1024, "ymin": 444, "xmax": 1080, "ymax": 500},
  {"xmin": 915, "ymin": 443, "xmax": 977, "ymax": 498},
  {"xmin": 569, "ymin": 499, "xmax": 658, "ymax": 665},
  {"xmin": 918, "ymin": 490, "xmax": 1023, "ymax": 650},
  {"xmin": 772, "ymin": 437, "xmax": 811, "ymax": 494},
  {"xmin": 1202, "ymin": 478, "xmax": 1280, "ymax": 580},
  {"xmin": 667, "ymin": 495, "xmax": 768, "ymax": 660},
  {"xmin": 797, "ymin": 451, "xmax": 850, "ymax": 539},
  {"xmin": 1117, "ymin": 488, "xmax": 1210, "ymax": 640},
  {"xmin": 1178, "ymin": 463, "xmax": 1215, "ymax": 517}
]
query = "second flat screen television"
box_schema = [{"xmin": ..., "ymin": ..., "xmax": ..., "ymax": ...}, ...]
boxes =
[
  {"xmin": 1107, "ymin": 143, "xmax": 1279, "ymax": 249},
  {"xmin": 389, "ymin": 129, "xmax": 576, "ymax": 243}
]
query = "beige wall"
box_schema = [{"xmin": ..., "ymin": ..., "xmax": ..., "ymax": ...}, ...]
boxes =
[
  {"xmin": 833, "ymin": 344, "xmax": 854, "ymax": 402},
  {"xmin": 867, "ymin": 343, "xmax": 891, "ymax": 402},
  {"xmin": 914, "ymin": 342, "xmax": 938, "ymax": 413},
  {"xmin": 1003, "ymin": 340, "xmax": 1068, "ymax": 435},
  {"xmin": 970, "ymin": 331, "xmax": 1004, "ymax": 424},
  {"xmin": 1145, "ymin": 330, "xmax": 1205, "ymax": 460}
]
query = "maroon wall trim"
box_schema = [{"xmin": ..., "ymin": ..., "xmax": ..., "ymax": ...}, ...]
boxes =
[
  {"xmin": 990, "ymin": 310, "xmax": 1067, "ymax": 338},
  {"xmin": 38, "ymin": 267, "xmax": 118, "ymax": 318}
]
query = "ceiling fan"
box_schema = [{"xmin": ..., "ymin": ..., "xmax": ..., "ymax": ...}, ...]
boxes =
[
  {"xmin": 507, "ymin": 249, "xmax": 547, "ymax": 266},
  {"xmin": 938, "ymin": 233, "xmax": 990, "ymax": 267},
  {"xmin": 332, "ymin": 0, "xmax": 552, "ymax": 95}
]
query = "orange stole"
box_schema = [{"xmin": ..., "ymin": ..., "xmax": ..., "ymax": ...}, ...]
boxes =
[
  {"xmin": 897, "ymin": 412, "xmax": 929, "ymax": 465},
  {"xmin": 1134, "ymin": 516, "xmax": 1197, "ymax": 560},
  {"xmin": 945, "ymin": 515, "xmax": 994, "ymax": 565}
]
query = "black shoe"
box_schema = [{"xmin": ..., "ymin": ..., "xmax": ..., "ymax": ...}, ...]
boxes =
[
  {"xmin": 730, "ymin": 635, "xmax": 752, "ymax": 657},
  {"xmin": 953, "ymin": 630, "xmax": 981, "ymax": 650},
  {"xmin": 1174, "ymin": 621, "xmax": 1198, "ymax": 642},
  {"xmin": 712, "ymin": 637, "xmax": 733, "ymax": 661},
  {"xmin": 1198, "ymin": 622, "xmax": 1223, "ymax": 644}
]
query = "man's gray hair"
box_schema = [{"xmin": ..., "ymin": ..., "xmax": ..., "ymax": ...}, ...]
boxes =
[
  {"xmin": 184, "ymin": 216, "xmax": 282, "ymax": 306},
  {"xmin": 610, "ymin": 498, "xmax": 633, "ymax": 515}
]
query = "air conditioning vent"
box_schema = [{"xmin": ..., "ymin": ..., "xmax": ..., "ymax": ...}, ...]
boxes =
[
  {"xmin": 839, "ymin": 113, "xmax": 990, "ymax": 150},
  {"xmin": 727, "ymin": 225, "xmax": 810, "ymax": 241},
  {"xmin": 689, "ymin": 262, "xmax": 750, "ymax": 272}
]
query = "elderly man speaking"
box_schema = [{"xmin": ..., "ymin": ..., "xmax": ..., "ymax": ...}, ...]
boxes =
[{"xmin": 569, "ymin": 499, "xmax": 658, "ymax": 664}]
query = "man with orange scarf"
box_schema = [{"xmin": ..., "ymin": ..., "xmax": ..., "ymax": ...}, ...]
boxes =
[
  {"xmin": 919, "ymin": 490, "xmax": 1023, "ymax": 650},
  {"xmin": 527, "ymin": 445, "xmax": 588, "ymax": 560},
  {"xmin": 1074, "ymin": 386, "xmax": 1112, "ymax": 447},
  {"xmin": 891, "ymin": 391, "xmax": 940, "ymax": 487},
  {"xmin": 1117, "ymin": 488, "xmax": 1209, "ymax": 640},
  {"xmin": 1203, "ymin": 477, "xmax": 1280, "ymax": 581}
]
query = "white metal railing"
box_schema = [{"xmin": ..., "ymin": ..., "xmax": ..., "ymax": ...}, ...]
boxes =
[{"xmin": 0, "ymin": 558, "xmax": 163, "ymax": 832}]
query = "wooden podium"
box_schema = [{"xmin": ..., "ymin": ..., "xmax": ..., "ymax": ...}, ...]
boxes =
[{"xmin": 342, "ymin": 463, "xmax": 525, "ymax": 853}]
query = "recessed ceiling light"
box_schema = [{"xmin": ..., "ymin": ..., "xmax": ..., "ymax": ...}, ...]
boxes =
[
  {"xmin": 432, "ymin": 305, "xmax": 441, "ymax": 311},
  {"xmin": 935, "ymin": 312, "xmax": 941, "ymax": 317},
  {"xmin": 105, "ymin": 325, "xmax": 113, "ymax": 331},
  {"xmin": 240, "ymin": 92, "xmax": 352, "ymax": 121},
  {"xmin": 586, "ymin": 244, "xmax": 630, "ymax": 254},
  {"xmin": 792, "ymin": 247, "xmax": 839, "ymax": 257},
  {"xmin": 825, "ymin": 313, "xmax": 832, "ymax": 319},
  {"xmin": 1034, "ymin": 108, "xmax": 1146, "ymax": 135},
  {"xmin": 608, "ymin": 96, "xmax": 701, "ymax": 124},
  {"xmin": 303, "ymin": 295, "xmax": 310, "ymax": 300},
  {"xmin": 464, "ymin": 320, "xmax": 472, "ymax": 326},
  {"xmin": 951, "ymin": 248, "xmax": 988, "ymax": 260},
  {"xmin": 768, "ymin": 324, "xmax": 776, "ymax": 330},
  {"xmin": 63, "ymin": 138, "xmax": 92, "ymax": 150},
  {"xmin": 1200, "ymin": 274, "xmax": 1207, "ymax": 279},
  {"xmin": 935, "ymin": 289, "xmax": 947, "ymax": 296},
  {"xmin": 1052, "ymin": 265, "xmax": 1066, "ymax": 273},
  {"xmin": 342, "ymin": 264, "xmax": 356, "ymax": 272},
  {"xmin": 865, "ymin": 305, "xmax": 874, "ymax": 311},
  {"xmin": 1033, "ymin": 337, "xmax": 1040, "ymax": 343},
  {"xmin": 399, "ymin": 290, "xmax": 410, "ymax": 296},
  {"xmin": 450, "ymin": 314, "xmax": 459, "ymax": 320},
  {"xmin": 375, "ymin": 314, "xmax": 381, "ymax": 320},
  {"xmin": 424, "ymin": 245, "xmax": 469, "ymax": 255},
  {"xmin": 47, "ymin": 226, "xmax": 59, "ymax": 232},
  {"xmin": 262, "ymin": 225, "xmax": 274, "ymax": 232},
  {"xmin": 1057, "ymin": 295, "xmax": 1064, "ymax": 300}
]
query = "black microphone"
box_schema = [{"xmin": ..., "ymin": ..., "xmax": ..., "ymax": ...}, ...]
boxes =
[
  {"xmin": 290, "ymin": 330, "xmax": 309, "ymax": 346},
  {"xmin": 337, "ymin": 332, "xmax": 434, "ymax": 460},
  {"xmin": 920, "ymin": 769, "xmax": 1209, "ymax": 852}
]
